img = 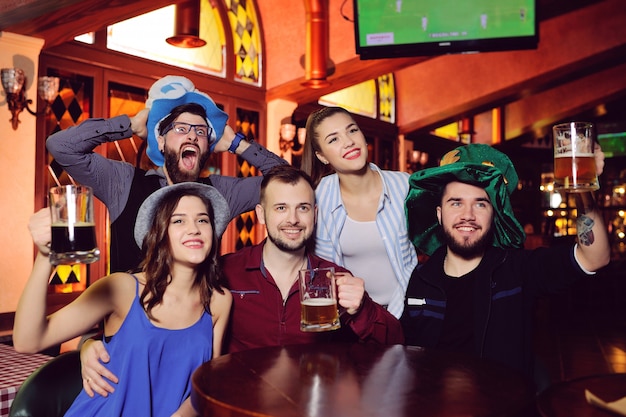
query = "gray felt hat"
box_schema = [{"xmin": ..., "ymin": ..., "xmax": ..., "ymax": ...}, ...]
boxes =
[{"xmin": 134, "ymin": 183, "xmax": 230, "ymax": 249}]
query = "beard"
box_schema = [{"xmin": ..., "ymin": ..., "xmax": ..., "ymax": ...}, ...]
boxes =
[
  {"xmin": 163, "ymin": 146, "xmax": 210, "ymax": 184},
  {"xmin": 441, "ymin": 221, "xmax": 494, "ymax": 259},
  {"xmin": 266, "ymin": 227, "xmax": 314, "ymax": 253}
]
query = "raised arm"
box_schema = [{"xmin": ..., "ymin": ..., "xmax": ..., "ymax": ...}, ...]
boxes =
[
  {"xmin": 13, "ymin": 210, "xmax": 116, "ymax": 353},
  {"xmin": 212, "ymin": 125, "xmax": 288, "ymax": 173},
  {"xmin": 45, "ymin": 114, "xmax": 140, "ymax": 221},
  {"xmin": 13, "ymin": 209, "xmax": 55, "ymax": 352},
  {"xmin": 209, "ymin": 125, "xmax": 288, "ymax": 217},
  {"xmin": 573, "ymin": 191, "xmax": 610, "ymax": 272},
  {"xmin": 572, "ymin": 146, "xmax": 610, "ymax": 272}
]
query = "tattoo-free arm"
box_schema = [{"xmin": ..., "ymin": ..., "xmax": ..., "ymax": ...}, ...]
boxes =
[{"xmin": 46, "ymin": 115, "xmax": 137, "ymax": 222}]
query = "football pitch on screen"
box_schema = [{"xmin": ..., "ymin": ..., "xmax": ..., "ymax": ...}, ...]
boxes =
[{"xmin": 358, "ymin": 0, "xmax": 535, "ymax": 45}]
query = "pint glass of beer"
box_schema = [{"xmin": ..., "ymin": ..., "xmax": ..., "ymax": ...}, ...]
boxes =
[
  {"xmin": 299, "ymin": 267, "xmax": 340, "ymax": 332},
  {"xmin": 553, "ymin": 122, "xmax": 599, "ymax": 192},
  {"xmin": 49, "ymin": 185, "xmax": 100, "ymax": 265}
]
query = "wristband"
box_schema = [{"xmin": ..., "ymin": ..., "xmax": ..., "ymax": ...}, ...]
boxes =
[{"xmin": 228, "ymin": 132, "xmax": 246, "ymax": 154}]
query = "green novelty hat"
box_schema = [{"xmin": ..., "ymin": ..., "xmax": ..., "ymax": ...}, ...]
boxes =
[{"xmin": 405, "ymin": 143, "xmax": 525, "ymax": 256}]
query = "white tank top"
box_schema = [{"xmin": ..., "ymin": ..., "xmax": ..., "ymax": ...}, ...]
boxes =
[{"xmin": 339, "ymin": 216, "xmax": 397, "ymax": 307}]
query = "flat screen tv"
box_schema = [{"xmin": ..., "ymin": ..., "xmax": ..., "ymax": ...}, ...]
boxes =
[
  {"xmin": 353, "ymin": 0, "xmax": 538, "ymax": 60},
  {"xmin": 597, "ymin": 121, "xmax": 626, "ymax": 158}
]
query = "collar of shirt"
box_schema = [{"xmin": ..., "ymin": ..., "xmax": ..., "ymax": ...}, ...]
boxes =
[
  {"xmin": 259, "ymin": 242, "xmax": 312, "ymax": 279},
  {"xmin": 322, "ymin": 163, "xmax": 390, "ymax": 215}
]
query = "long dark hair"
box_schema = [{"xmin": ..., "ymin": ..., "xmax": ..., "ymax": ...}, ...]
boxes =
[
  {"xmin": 301, "ymin": 106, "xmax": 353, "ymax": 187},
  {"xmin": 138, "ymin": 188, "xmax": 225, "ymax": 321}
]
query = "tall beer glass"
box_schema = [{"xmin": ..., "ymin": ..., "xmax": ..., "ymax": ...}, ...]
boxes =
[
  {"xmin": 553, "ymin": 122, "xmax": 599, "ymax": 192},
  {"xmin": 49, "ymin": 185, "xmax": 100, "ymax": 265},
  {"xmin": 299, "ymin": 267, "xmax": 340, "ymax": 332}
]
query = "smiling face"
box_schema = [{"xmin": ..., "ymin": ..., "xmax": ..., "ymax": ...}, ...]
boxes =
[
  {"xmin": 313, "ymin": 112, "xmax": 369, "ymax": 173},
  {"xmin": 256, "ymin": 177, "xmax": 316, "ymax": 253},
  {"xmin": 168, "ymin": 195, "xmax": 214, "ymax": 266},
  {"xmin": 158, "ymin": 112, "xmax": 211, "ymax": 184},
  {"xmin": 437, "ymin": 181, "xmax": 494, "ymax": 259}
]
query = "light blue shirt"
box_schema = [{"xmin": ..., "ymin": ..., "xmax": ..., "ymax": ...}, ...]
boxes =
[{"xmin": 314, "ymin": 163, "xmax": 418, "ymax": 318}]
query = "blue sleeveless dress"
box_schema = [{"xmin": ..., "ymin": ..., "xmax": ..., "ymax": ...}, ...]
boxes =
[{"xmin": 65, "ymin": 275, "xmax": 213, "ymax": 417}]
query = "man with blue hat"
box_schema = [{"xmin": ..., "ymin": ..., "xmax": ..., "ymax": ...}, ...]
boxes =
[
  {"xmin": 400, "ymin": 143, "xmax": 610, "ymax": 390},
  {"xmin": 47, "ymin": 75, "xmax": 287, "ymax": 273}
]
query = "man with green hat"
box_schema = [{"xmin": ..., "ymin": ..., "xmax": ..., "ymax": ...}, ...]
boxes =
[{"xmin": 400, "ymin": 143, "xmax": 610, "ymax": 389}]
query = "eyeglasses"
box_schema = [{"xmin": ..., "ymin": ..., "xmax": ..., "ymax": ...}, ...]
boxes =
[{"xmin": 163, "ymin": 122, "xmax": 212, "ymax": 139}]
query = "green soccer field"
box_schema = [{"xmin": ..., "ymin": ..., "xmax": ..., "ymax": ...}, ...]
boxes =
[{"xmin": 356, "ymin": 0, "xmax": 535, "ymax": 46}]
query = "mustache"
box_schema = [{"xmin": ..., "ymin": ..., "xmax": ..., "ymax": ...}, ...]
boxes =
[{"xmin": 453, "ymin": 222, "xmax": 481, "ymax": 229}]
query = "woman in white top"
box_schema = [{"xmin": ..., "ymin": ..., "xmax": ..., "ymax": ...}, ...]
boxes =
[{"xmin": 301, "ymin": 106, "xmax": 417, "ymax": 318}]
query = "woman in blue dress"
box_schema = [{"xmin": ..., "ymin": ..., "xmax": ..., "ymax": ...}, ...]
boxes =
[{"xmin": 14, "ymin": 182, "xmax": 232, "ymax": 417}]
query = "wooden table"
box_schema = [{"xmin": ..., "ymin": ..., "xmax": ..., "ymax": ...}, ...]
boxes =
[
  {"xmin": 537, "ymin": 373, "xmax": 626, "ymax": 417},
  {"xmin": 192, "ymin": 343, "xmax": 535, "ymax": 417},
  {"xmin": 0, "ymin": 343, "xmax": 53, "ymax": 417}
]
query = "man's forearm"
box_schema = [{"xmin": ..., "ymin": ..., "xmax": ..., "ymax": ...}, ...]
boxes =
[
  {"xmin": 239, "ymin": 141, "xmax": 288, "ymax": 174},
  {"xmin": 346, "ymin": 296, "xmax": 404, "ymax": 345},
  {"xmin": 575, "ymin": 192, "xmax": 597, "ymax": 247},
  {"xmin": 574, "ymin": 191, "xmax": 611, "ymax": 271},
  {"xmin": 46, "ymin": 115, "xmax": 134, "ymax": 164},
  {"xmin": 45, "ymin": 115, "xmax": 136, "ymax": 220}
]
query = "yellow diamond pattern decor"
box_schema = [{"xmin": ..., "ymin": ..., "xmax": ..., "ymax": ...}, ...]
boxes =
[
  {"xmin": 378, "ymin": 74, "xmax": 395, "ymax": 123},
  {"xmin": 234, "ymin": 107, "xmax": 260, "ymax": 250},
  {"xmin": 45, "ymin": 73, "xmax": 93, "ymax": 293},
  {"xmin": 225, "ymin": 0, "xmax": 261, "ymax": 86},
  {"xmin": 49, "ymin": 264, "xmax": 87, "ymax": 294}
]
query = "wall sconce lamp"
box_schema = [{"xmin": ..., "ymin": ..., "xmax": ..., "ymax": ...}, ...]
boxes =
[
  {"xmin": 279, "ymin": 122, "xmax": 297, "ymax": 157},
  {"xmin": 1, "ymin": 68, "xmax": 60, "ymax": 130},
  {"xmin": 407, "ymin": 149, "xmax": 429, "ymax": 173},
  {"xmin": 278, "ymin": 120, "xmax": 306, "ymax": 158}
]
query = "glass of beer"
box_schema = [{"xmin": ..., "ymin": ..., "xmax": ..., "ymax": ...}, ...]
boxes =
[
  {"xmin": 49, "ymin": 185, "xmax": 100, "ymax": 265},
  {"xmin": 553, "ymin": 122, "xmax": 599, "ymax": 192},
  {"xmin": 299, "ymin": 267, "xmax": 340, "ymax": 332}
]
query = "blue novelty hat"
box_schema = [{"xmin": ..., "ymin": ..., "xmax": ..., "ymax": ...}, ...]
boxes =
[{"xmin": 145, "ymin": 76, "xmax": 228, "ymax": 166}]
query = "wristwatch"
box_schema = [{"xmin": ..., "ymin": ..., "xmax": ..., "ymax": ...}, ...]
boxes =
[{"xmin": 228, "ymin": 132, "xmax": 247, "ymax": 154}]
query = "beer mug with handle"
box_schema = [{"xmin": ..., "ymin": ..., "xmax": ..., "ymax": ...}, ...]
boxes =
[
  {"xmin": 553, "ymin": 122, "xmax": 599, "ymax": 192},
  {"xmin": 49, "ymin": 185, "xmax": 100, "ymax": 265},
  {"xmin": 299, "ymin": 267, "xmax": 340, "ymax": 332}
]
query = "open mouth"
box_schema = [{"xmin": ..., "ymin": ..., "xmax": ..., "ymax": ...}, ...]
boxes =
[{"xmin": 181, "ymin": 145, "xmax": 199, "ymax": 170}]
